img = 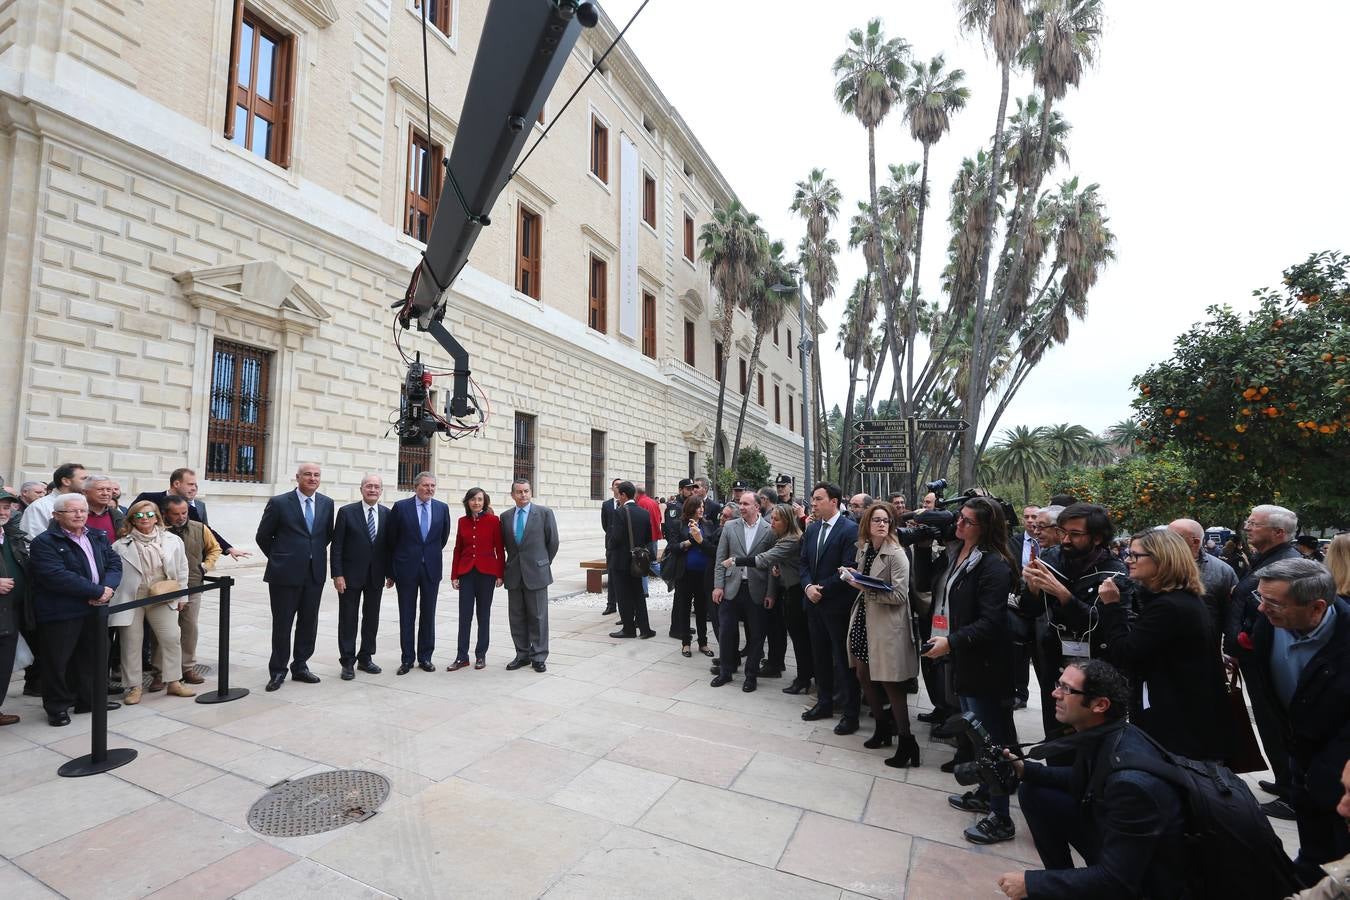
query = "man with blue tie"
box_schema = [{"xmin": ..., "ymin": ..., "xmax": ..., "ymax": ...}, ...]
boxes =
[
  {"xmin": 501, "ymin": 478, "xmax": 558, "ymax": 672},
  {"xmin": 387, "ymin": 472, "xmax": 451, "ymax": 675},
  {"xmin": 798, "ymin": 481, "xmax": 862, "ymax": 734},
  {"xmin": 255, "ymin": 462, "xmax": 335, "ymax": 692}
]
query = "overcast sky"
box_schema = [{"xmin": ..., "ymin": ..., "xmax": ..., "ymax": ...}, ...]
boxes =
[{"xmin": 597, "ymin": 0, "xmax": 1350, "ymax": 438}]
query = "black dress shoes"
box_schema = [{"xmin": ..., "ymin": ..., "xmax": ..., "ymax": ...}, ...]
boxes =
[
  {"xmin": 602, "ymin": 604, "xmax": 617, "ymax": 615},
  {"xmin": 782, "ymin": 680, "xmax": 810, "ymax": 695},
  {"xmin": 48, "ymin": 710, "xmax": 71, "ymax": 726},
  {"xmin": 916, "ymin": 709, "xmax": 946, "ymax": 724},
  {"xmin": 756, "ymin": 663, "xmax": 783, "ymax": 678},
  {"xmin": 73, "ymin": 701, "xmax": 120, "ymax": 713},
  {"xmin": 639, "ymin": 630, "xmax": 656, "ymax": 639},
  {"xmin": 396, "ymin": 663, "xmax": 413, "ymax": 676},
  {"xmin": 505, "ymin": 658, "xmax": 530, "ymax": 670},
  {"xmin": 265, "ymin": 673, "xmax": 285, "ymax": 691},
  {"xmin": 801, "ymin": 704, "xmax": 833, "ymax": 721},
  {"xmin": 710, "ymin": 663, "xmax": 738, "ymax": 675},
  {"xmin": 357, "ymin": 660, "xmax": 382, "ymax": 675},
  {"xmin": 291, "ymin": 669, "xmax": 321, "ymax": 684},
  {"xmin": 532, "ymin": 661, "xmax": 547, "ymax": 673},
  {"xmin": 710, "ymin": 674, "xmax": 732, "ymax": 687},
  {"xmin": 742, "ymin": 676, "xmax": 758, "ymax": 693},
  {"xmin": 609, "ymin": 629, "xmax": 636, "ymax": 639},
  {"xmin": 418, "ymin": 662, "xmax": 435, "ymax": 673},
  {"xmin": 340, "ymin": 665, "xmax": 355, "ymax": 681},
  {"xmin": 834, "ymin": 715, "xmax": 860, "ymax": 736}
]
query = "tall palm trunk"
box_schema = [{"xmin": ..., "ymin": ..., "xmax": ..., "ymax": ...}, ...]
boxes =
[
  {"xmin": 866, "ymin": 125, "xmax": 901, "ymax": 421},
  {"xmin": 838, "ymin": 350, "xmax": 863, "ymax": 489},
  {"xmin": 730, "ymin": 332, "xmax": 765, "ymax": 472},
  {"xmin": 712, "ymin": 334, "xmax": 732, "ymax": 474},
  {"xmin": 959, "ymin": 57, "xmax": 1013, "ymax": 487},
  {"xmin": 904, "ymin": 144, "xmax": 931, "ymax": 414}
]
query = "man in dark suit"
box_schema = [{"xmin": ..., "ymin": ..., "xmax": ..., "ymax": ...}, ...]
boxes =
[
  {"xmin": 331, "ymin": 473, "xmax": 392, "ymax": 680},
  {"xmin": 386, "ymin": 471, "xmax": 451, "ymax": 675},
  {"xmin": 798, "ymin": 481, "xmax": 861, "ymax": 734},
  {"xmin": 501, "ymin": 478, "xmax": 558, "ymax": 672},
  {"xmin": 606, "ymin": 480, "xmax": 656, "ymax": 641},
  {"xmin": 255, "ymin": 461, "xmax": 335, "ymax": 692},
  {"xmin": 135, "ymin": 467, "xmax": 251, "ymax": 560},
  {"xmin": 600, "ymin": 477, "xmax": 622, "ymax": 616}
]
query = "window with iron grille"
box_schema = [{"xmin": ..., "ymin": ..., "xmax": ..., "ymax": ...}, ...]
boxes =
[
  {"xmin": 397, "ymin": 384, "xmax": 433, "ymax": 490},
  {"xmin": 225, "ymin": 3, "xmax": 294, "ymax": 167},
  {"xmin": 514, "ymin": 412, "xmax": 536, "ymax": 487},
  {"xmin": 206, "ymin": 340, "xmax": 272, "ymax": 483},
  {"xmin": 641, "ymin": 290, "xmax": 656, "ymax": 358},
  {"xmin": 589, "ymin": 430, "xmax": 606, "ymax": 501},
  {"xmin": 517, "ymin": 204, "xmax": 541, "ymax": 299},
  {"xmin": 588, "ymin": 254, "xmax": 607, "ymax": 333},
  {"xmin": 405, "ymin": 130, "xmax": 443, "ymax": 243},
  {"xmin": 590, "ymin": 115, "xmax": 608, "ymax": 182},
  {"xmin": 644, "ymin": 442, "xmax": 656, "ymax": 497}
]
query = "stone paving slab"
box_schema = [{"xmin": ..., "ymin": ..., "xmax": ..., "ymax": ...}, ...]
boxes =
[{"xmin": 0, "ymin": 546, "xmax": 1294, "ymax": 897}]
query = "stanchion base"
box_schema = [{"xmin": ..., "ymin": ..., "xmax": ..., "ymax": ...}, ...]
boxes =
[
  {"xmin": 58, "ymin": 747, "xmax": 138, "ymax": 777},
  {"xmin": 196, "ymin": 686, "xmax": 250, "ymax": 705}
]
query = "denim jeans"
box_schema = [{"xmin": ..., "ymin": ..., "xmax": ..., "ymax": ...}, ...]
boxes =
[{"xmin": 958, "ymin": 693, "xmax": 1019, "ymax": 817}]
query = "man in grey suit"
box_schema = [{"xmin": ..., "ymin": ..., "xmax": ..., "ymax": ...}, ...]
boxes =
[
  {"xmin": 711, "ymin": 490, "xmax": 776, "ymax": 692},
  {"xmin": 255, "ymin": 461, "xmax": 335, "ymax": 692},
  {"xmin": 501, "ymin": 478, "xmax": 558, "ymax": 672}
]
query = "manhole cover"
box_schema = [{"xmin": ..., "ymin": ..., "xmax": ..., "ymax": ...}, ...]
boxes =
[{"xmin": 247, "ymin": 769, "xmax": 391, "ymax": 836}]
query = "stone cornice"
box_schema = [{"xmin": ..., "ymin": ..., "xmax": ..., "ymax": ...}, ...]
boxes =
[{"xmin": 175, "ymin": 260, "xmax": 331, "ymax": 337}]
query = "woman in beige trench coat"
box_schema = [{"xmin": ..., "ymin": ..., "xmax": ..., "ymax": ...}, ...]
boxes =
[{"xmin": 842, "ymin": 502, "xmax": 919, "ymax": 768}]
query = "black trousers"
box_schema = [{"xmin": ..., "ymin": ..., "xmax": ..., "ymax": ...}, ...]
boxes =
[
  {"xmin": 1239, "ymin": 654, "xmax": 1291, "ymax": 788},
  {"xmin": 806, "ymin": 597, "xmax": 860, "ymax": 716},
  {"xmin": 718, "ymin": 587, "xmax": 763, "ymax": 678},
  {"xmin": 1020, "ymin": 777, "xmax": 1100, "ymax": 869},
  {"xmin": 613, "ymin": 572, "xmax": 651, "ymax": 635},
  {"xmin": 37, "ymin": 614, "xmax": 102, "ymax": 714},
  {"xmin": 670, "ymin": 569, "xmax": 709, "ymax": 644},
  {"xmin": 456, "ymin": 569, "xmax": 495, "ymax": 661},
  {"xmin": 917, "ymin": 612, "xmax": 952, "ymax": 713},
  {"xmin": 338, "ymin": 577, "xmax": 383, "ymax": 666},
  {"xmin": 395, "ymin": 572, "xmax": 439, "ymax": 665},
  {"xmin": 783, "ymin": 584, "xmax": 813, "ymax": 684},
  {"xmin": 269, "ymin": 578, "xmax": 324, "ymax": 675},
  {"xmin": 1294, "ymin": 801, "xmax": 1350, "ymax": 885},
  {"xmin": 761, "ymin": 588, "xmax": 787, "ymax": 669},
  {"xmin": 0, "ymin": 630, "xmax": 17, "ymax": 708}
]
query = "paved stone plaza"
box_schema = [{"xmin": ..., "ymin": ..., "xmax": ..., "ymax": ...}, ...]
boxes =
[{"xmin": 0, "ymin": 536, "xmax": 1298, "ymax": 899}]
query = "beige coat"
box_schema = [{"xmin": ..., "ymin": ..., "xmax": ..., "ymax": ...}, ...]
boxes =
[
  {"xmin": 108, "ymin": 530, "xmax": 189, "ymax": 627},
  {"xmin": 846, "ymin": 541, "xmax": 917, "ymax": 682}
]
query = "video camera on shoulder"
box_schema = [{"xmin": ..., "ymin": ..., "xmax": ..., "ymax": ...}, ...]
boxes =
[{"xmin": 945, "ymin": 712, "xmax": 1022, "ymax": 796}]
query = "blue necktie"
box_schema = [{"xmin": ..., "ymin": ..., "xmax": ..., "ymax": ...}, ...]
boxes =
[
  {"xmin": 419, "ymin": 501, "xmax": 430, "ymax": 540},
  {"xmin": 515, "ymin": 508, "xmax": 526, "ymax": 544},
  {"xmin": 304, "ymin": 496, "xmax": 313, "ymax": 533}
]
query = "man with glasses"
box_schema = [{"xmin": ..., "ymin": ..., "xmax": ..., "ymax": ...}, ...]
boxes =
[
  {"xmin": 27, "ymin": 493, "xmax": 122, "ymax": 726},
  {"xmin": 1228, "ymin": 503, "xmax": 1303, "ymax": 818},
  {"xmin": 847, "ymin": 492, "xmax": 873, "ymax": 523},
  {"xmin": 1240, "ymin": 558, "xmax": 1350, "ymax": 882},
  {"xmin": 995, "ymin": 659, "xmax": 1192, "ymax": 899}
]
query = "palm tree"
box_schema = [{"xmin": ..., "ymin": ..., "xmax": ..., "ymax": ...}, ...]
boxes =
[
  {"xmin": 988, "ymin": 424, "xmax": 1054, "ymax": 505},
  {"xmin": 836, "ymin": 275, "xmax": 880, "ymax": 485},
  {"xmin": 1106, "ymin": 418, "xmax": 1146, "ymax": 452},
  {"xmin": 834, "ymin": 19, "xmax": 910, "ymax": 400},
  {"xmin": 729, "ymin": 238, "xmax": 791, "ymax": 471},
  {"xmin": 791, "ymin": 169, "xmax": 842, "ymax": 481},
  {"xmin": 957, "ymin": 0, "xmax": 1029, "ymax": 485},
  {"xmin": 1042, "ymin": 422, "xmax": 1093, "ymax": 468},
  {"xmin": 699, "ymin": 200, "xmax": 766, "ymax": 474},
  {"xmin": 1080, "ymin": 435, "xmax": 1116, "ymax": 467},
  {"xmin": 901, "ymin": 53, "xmax": 968, "ymax": 408},
  {"xmin": 1003, "ymin": 94, "xmax": 1070, "ymax": 196}
]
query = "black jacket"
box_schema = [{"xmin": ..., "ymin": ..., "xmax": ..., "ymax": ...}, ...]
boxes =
[
  {"xmin": 0, "ymin": 519, "xmax": 32, "ymax": 635},
  {"xmin": 1022, "ymin": 723, "xmax": 1187, "ymax": 899},
  {"xmin": 1227, "ymin": 541, "xmax": 1302, "ymax": 654},
  {"xmin": 1098, "ymin": 586, "xmax": 1231, "ymax": 761},
  {"xmin": 255, "ymin": 491, "xmax": 335, "ymax": 586},
  {"xmin": 330, "ymin": 502, "xmax": 392, "ymax": 586},
  {"xmin": 914, "ymin": 544, "xmax": 1015, "ymax": 697},
  {"xmin": 1039, "ymin": 547, "xmax": 1134, "ymax": 659},
  {"xmin": 661, "ymin": 516, "xmax": 716, "ymax": 586},
  {"xmin": 1243, "ymin": 596, "xmax": 1350, "ymax": 816},
  {"xmin": 605, "ymin": 502, "xmax": 653, "ymax": 574}
]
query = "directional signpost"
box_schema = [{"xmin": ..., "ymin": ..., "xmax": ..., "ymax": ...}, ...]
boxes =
[{"xmin": 853, "ymin": 417, "xmax": 971, "ymax": 502}]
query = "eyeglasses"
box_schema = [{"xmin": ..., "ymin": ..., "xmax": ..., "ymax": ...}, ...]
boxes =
[
  {"xmin": 130, "ymin": 511, "xmax": 158, "ymax": 520},
  {"xmin": 1252, "ymin": 589, "xmax": 1286, "ymax": 612},
  {"xmin": 1053, "ymin": 681, "xmax": 1088, "ymax": 697},
  {"xmin": 1060, "ymin": 528, "xmax": 1089, "ymax": 538},
  {"xmin": 1124, "ymin": 550, "xmax": 1152, "ymax": 560},
  {"xmin": 869, "ymin": 516, "xmax": 892, "ymax": 524},
  {"xmin": 956, "ymin": 514, "xmax": 979, "ymax": 527}
]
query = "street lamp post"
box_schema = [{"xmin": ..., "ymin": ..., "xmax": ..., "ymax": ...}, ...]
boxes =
[{"xmin": 772, "ymin": 278, "xmax": 812, "ymax": 492}]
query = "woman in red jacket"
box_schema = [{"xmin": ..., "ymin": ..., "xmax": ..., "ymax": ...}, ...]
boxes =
[{"xmin": 449, "ymin": 487, "xmax": 505, "ymax": 670}]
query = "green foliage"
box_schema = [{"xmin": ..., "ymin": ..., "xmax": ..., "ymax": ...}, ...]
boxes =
[
  {"xmin": 735, "ymin": 446, "xmax": 771, "ymax": 489},
  {"xmin": 1132, "ymin": 251, "xmax": 1350, "ymax": 526}
]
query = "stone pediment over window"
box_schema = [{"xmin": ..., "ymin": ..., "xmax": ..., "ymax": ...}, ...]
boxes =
[
  {"xmin": 682, "ymin": 419, "xmax": 712, "ymax": 447},
  {"xmin": 679, "ymin": 288, "xmax": 704, "ymax": 316},
  {"xmin": 175, "ymin": 260, "xmax": 330, "ymax": 336},
  {"xmin": 286, "ymin": 0, "xmax": 339, "ymax": 28}
]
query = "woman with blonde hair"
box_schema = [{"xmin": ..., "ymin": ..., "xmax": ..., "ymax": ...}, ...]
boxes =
[
  {"xmin": 1326, "ymin": 533, "xmax": 1350, "ymax": 597},
  {"xmin": 841, "ymin": 502, "xmax": 918, "ymax": 768},
  {"xmin": 1098, "ymin": 527, "xmax": 1229, "ymax": 760},
  {"xmin": 111, "ymin": 500, "xmax": 192, "ymax": 703}
]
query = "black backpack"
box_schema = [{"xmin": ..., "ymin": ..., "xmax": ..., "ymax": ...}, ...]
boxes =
[{"xmin": 1099, "ymin": 727, "xmax": 1303, "ymax": 899}]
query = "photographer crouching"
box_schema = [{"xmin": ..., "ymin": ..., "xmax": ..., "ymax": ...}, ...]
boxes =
[{"xmin": 995, "ymin": 659, "xmax": 1188, "ymax": 898}]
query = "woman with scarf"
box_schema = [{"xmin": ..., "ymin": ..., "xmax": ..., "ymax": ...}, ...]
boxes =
[
  {"xmin": 667, "ymin": 495, "xmax": 717, "ymax": 658},
  {"xmin": 915, "ymin": 496, "xmax": 1019, "ymax": 845},
  {"xmin": 111, "ymin": 500, "xmax": 191, "ymax": 704}
]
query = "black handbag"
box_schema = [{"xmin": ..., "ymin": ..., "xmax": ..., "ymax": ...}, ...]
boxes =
[{"xmin": 624, "ymin": 505, "xmax": 653, "ymax": 578}]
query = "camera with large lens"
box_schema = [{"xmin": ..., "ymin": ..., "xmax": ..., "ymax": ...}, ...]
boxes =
[
  {"xmin": 946, "ymin": 712, "xmax": 1021, "ymax": 796},
  {"xmin": 895, "ymin": 508, "xmax": 957, "ymax": 546}
]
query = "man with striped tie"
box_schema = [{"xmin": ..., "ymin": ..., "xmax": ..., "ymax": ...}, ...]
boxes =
[{"xmin": 331, "ymin": 474, "xmax": 393, "ymax": 681}]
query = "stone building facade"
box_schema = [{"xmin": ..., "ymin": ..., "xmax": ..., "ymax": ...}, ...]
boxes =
[{"xmin": 0, "ymin": 0, "xmax": 807, "ymax": 541}]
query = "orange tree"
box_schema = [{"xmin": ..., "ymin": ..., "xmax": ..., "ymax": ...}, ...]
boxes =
[{"xmin": 1132, "ymin": 251, "xmax": 1350, "ymax": 526}]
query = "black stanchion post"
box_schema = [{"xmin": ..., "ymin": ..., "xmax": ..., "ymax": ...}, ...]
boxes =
[
  {"xmin": 59, "ymin": 605, "xmax": 137, "ymax": 777},
  {"xmin": 197, "ymin": 576, "xmax": 248, "ymax": 704}
]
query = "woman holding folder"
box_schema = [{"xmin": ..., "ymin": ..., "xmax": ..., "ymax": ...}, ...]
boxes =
[{"xmin": 842, "ymin": 501, "xmax": 918, "ymax": 767}]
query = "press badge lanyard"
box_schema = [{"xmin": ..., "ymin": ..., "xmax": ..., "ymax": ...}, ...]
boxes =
[{"xmin": 1050, "ymin": 569, "xmax": 1116, "ymax": 658}]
